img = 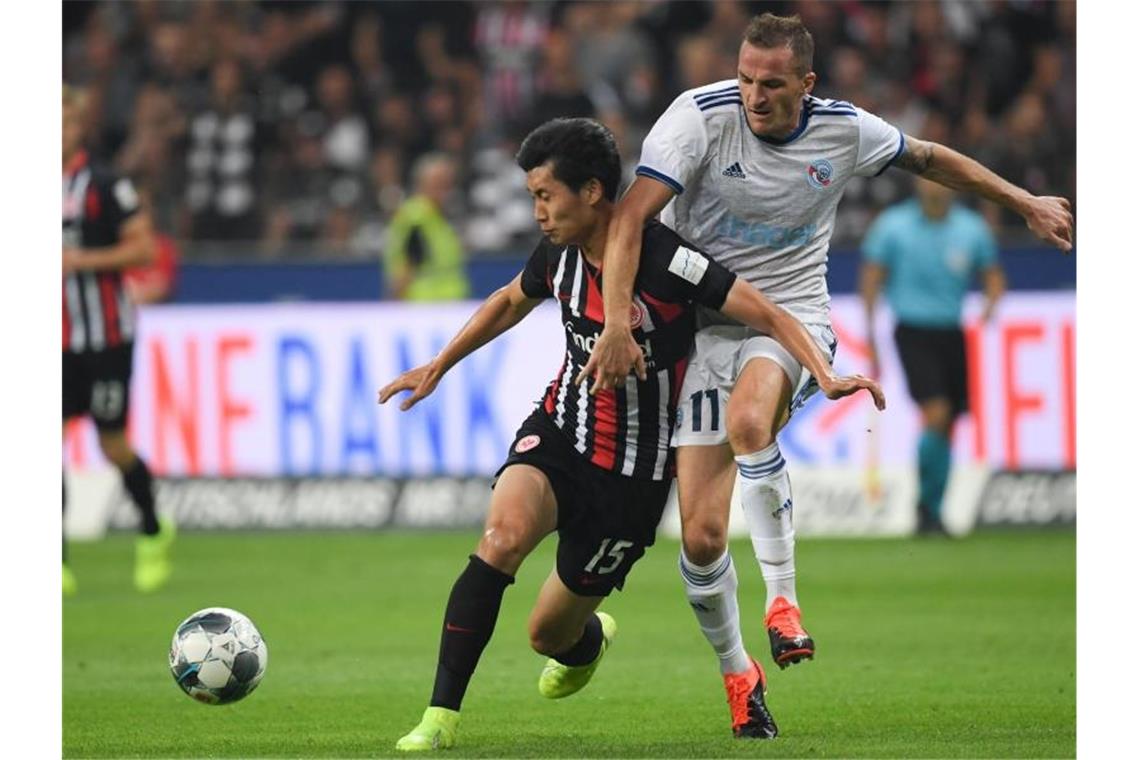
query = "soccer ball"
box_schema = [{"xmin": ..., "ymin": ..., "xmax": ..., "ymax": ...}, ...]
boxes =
[{"xmin": 169, "ymin": 607, "xmax": 268, "ymax": 705}]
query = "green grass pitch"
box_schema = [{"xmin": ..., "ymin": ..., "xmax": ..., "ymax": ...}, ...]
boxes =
[{"xmin": 64, "ymin": 529, "xmax": 1074, "ymax": 758}]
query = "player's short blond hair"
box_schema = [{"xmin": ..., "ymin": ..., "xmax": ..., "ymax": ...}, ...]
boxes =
[{"xmin": 744, "ymin": 13, "xmax": 814, "ymax": 77}]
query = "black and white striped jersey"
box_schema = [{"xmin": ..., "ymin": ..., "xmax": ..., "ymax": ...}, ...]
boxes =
[
  {"xmin": 520, "ymin": 220, "xmax": 735, "ymax": 480},
  {"xmin": 62, "ymin": 150, "xmax": 140, "ymax": 353}
]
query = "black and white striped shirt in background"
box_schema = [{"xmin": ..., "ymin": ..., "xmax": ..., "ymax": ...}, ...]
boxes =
[{"xmin": 62, "ymin": 151, "xmax": 139, "ymax": 353}]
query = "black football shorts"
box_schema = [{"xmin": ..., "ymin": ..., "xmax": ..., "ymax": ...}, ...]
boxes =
[
  {"xmin": 63, "ymin": 343, "xmax": 134, "ymax": 431},
  {"xmin": 495, "ymin": 409, "xmax": 671, "ymax": 597},
  {"xmin": 893, "ymin": 323, "xmax": 968, "ymax": 417}
]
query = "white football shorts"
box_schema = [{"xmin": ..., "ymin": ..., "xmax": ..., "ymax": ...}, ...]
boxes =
[{"xmin": 672, "ymin": 323, "xmax": 838, "ymax": 447}]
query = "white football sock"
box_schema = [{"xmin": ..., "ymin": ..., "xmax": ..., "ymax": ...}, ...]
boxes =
[
  {"xmin": 679, "ymin": 550, "xmax": 751, "ymax": 675},
  {"xmin": 736, "ymin": 442, "xmax": 798, "ymax": 611}
]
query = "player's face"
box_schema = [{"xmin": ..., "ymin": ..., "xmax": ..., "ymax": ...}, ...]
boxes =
[
  {"xmin": 526, "ymin": 163, "xmax": 596, "ymax": 245},
  {"xmin": 737, "ymin": 42, "xmax": 815, "ymax": 139}
]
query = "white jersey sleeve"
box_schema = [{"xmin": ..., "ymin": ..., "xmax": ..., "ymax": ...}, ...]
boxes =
[
  {"xmin": 636, "ymin": 95, "xmax": 709, "ymax": 195},
  {"xmin": 854, "ymin": 107, "xmax": 905, "ymax": 177}
]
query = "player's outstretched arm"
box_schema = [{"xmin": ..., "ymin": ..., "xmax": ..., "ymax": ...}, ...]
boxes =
[
  {"xmin": 378, "ymin": 274, "xmax": 541, "ymax": 411},
  {"xmin": 720, "ymin": 279, "xmax": 886, "ymax": 410},
  {"xmin": 63, "ymin": 213, "xmax": 157, "ymax": 274},
  {"xmin": 577, "ymin": 176, "xmax": 676, "ymax": 394},
  {"xmin": 893, "ymin": 136, "xmax": 1073, "ymax": 252}
]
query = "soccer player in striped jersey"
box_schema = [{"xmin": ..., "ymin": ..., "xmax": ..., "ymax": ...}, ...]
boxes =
[
  {"xmin": 381, "ymin": 118, "xmax": 884, "ymax": 751},
  {"xmin": 62, "ymin": 86, "xmax": 175, "ymax": 595},
  {"xmin": 579, "ymin": 12, "xmax": 1073, "ymax": 736}
]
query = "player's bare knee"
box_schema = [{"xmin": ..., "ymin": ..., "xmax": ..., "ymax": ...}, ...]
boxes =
[
  {"xmin": 726, "ymin": 408, "xmax": 776, "ymax": 453},
  {"xmin": 921, "ymin": 398, "xmax": 954, "ymax": 435},
  {"xmin": 97, "ymin": 433, "xmax": 135, "ymax": 470},
  {"xmin": 682, "ymin": 523, "xmax": 728, "ymax": 567},
  {"xmin": 476, "ymin": 523, "xmax": 528, "ymax": 574}
]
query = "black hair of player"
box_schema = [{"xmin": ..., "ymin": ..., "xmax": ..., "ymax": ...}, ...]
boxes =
[{"xmin": 516, "ymin": 118, "xmax": 621, "ymax": 202}]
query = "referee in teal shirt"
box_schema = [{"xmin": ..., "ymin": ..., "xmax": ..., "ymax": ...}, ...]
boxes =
[{"xmin": 860, "ymin": 178, "xmax": 1005, "ymax": 534}]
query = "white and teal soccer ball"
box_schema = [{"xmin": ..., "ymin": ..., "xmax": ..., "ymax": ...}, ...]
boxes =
[{"xmin": 169, "ymin": 607, "xmax": 268, "ymax": 705}]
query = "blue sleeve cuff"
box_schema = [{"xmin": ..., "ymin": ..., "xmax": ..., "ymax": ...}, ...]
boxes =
[
  {"xmin": 635, "ymin": 165, "xmax": 684, "ymax": 195},
  {"xmin": 874, "ymin": 129, "xmax": 907, "ymax": 177}
]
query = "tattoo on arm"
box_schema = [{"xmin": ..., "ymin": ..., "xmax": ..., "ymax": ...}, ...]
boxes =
[{"xmin": 894, "ymin": 136, "xmax": 935, "ymax": 175}]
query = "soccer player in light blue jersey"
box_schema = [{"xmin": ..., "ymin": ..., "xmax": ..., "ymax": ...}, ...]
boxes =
[
  {"xmin": 860, "ymin": 177, "xmax": 1005, "ymax": 535},
  {"xmin": 577, "ymin": 12, "xmax": 1072, "ymax": 737}
]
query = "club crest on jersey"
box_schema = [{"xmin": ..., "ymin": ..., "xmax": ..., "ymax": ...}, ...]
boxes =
[
  {"xmin": 515, "ymin": 434, "xmax": 541, "ymax": 453},
  {"xmin": 806, "ymin": 158, "xmax": 834, "ymax": 190},
  {"xmin": 629, "ymin": 302, "xmax": 644, "ymax": 329}
]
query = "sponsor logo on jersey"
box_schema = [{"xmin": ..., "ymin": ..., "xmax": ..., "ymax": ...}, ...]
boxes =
[
  {"xmin": 721, "ymin": 161, "xmax": 747, "ymax": 179},
  {"xmin": 515, "ymin": 434, "xmax": 541, "ymax": 453},
  {"xmin": 565, "ymin": 322, "xmax": 655, "ymax": 364},
  {"xmin": 715, "ymin": 216, "xmax": 817, "ymax": 248},
  {"xmin": 806, "ymin": 158, "xmax": 834, "ymax": 189}
]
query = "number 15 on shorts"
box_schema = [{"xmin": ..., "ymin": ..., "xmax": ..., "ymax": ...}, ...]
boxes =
[{"xmin": 584, "ymin": 538, "xmax": 634, "ymax": 575}]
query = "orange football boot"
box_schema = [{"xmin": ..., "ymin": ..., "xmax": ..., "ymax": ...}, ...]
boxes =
[
  {"xmin": 764, "ymin": 596, "xmax": 815, "ymax": 669},
  {"xmin": 723, "ymin": 657, "xmax": 777, "ymax": 738}
]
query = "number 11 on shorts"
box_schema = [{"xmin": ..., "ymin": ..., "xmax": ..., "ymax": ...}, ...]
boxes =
[
  {"xmin": 584, "ymin": 538, "xmax": 634, "ymax": 575},
  {"xmin": 689, "ymin": 389, "xmax": 720, "ymax": 432}
]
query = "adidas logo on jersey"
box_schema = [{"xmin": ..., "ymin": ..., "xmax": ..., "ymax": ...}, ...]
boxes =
[{"xmin": 721, "ymin": 162, "xmax": 746, "ymax": 179}]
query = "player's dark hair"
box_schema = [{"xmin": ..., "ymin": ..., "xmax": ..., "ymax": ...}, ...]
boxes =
[
  {"xmin": 516, "ymin": 118, "xmax": 621, "ymax": 202},
  {"xmin": 744, "ymin": 13, "xmax": 814, "ymax": 77}
]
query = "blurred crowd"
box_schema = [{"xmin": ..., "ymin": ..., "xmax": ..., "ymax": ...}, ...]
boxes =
[{"xmin": 63, "ymin": 0, "xmax": 1076, "ymax": 260}]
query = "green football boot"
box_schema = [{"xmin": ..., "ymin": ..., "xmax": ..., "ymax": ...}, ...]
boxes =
[
  {"xmin": 395, "ymin": 706, "xmax": 460, "ymax": 751},
  {"xmin": 134, "ymin": 516, "xmax": 176, "ymax": 592},
  {"xmin": 538, "ymin": 612, "xmax": 617, "ymax": 699},
  {"xmin": 63, "ymin": 564, "xmax": 78, "ymax": 597}
]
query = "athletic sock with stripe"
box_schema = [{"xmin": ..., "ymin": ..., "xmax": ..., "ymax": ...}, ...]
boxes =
[
  {"xmin": 679, "ymin": 550, "xmax": 751, "ymax": 674},
  {"xmin": 736, "ymin": 442, "xmax": 798, "ymax": 611}
]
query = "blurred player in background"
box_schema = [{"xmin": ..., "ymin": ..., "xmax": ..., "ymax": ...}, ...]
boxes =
[
  {"xmin": 63, "ymin": 85, "xmax": 175, "ymax": 595},
  {"xmin": 383, "ymin": 152, "xmax": 470, "ymax": 301},
  {"xmin": 579, "ymin": 12, "xmax": 1072, "ymax": 734},
  {"xmin": 860, "ymin": 178, "xmax": 1005, "ymax": 535},
  {"xmin": 380, "ymin": 118, "xmax": 884, "ymax": 750}
]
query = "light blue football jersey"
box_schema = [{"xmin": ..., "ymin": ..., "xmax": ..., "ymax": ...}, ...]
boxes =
[{"xmin": 861, "ymin": 199, "xmax": 998, "ymax": 327}]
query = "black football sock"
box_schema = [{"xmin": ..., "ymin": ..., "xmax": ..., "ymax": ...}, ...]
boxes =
[
  {"xmin": 430, "ymin": 554, "xmax": 515, "ymax": 711},
  {"xmin": 552, "ymin": 613, "xmax": 603, "ymax": 666},
  {"xmin": 121, "ymin": 456, "xmax": 160, "ymax": 536}
]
